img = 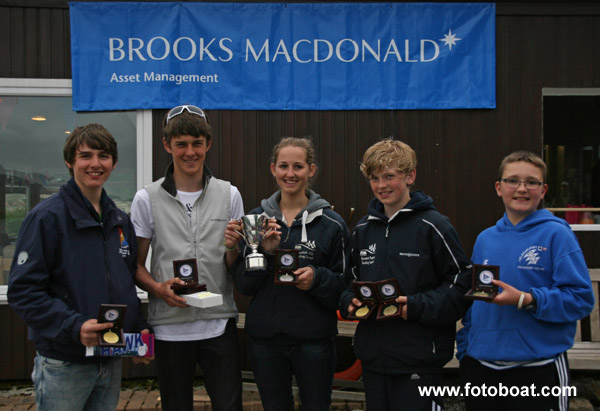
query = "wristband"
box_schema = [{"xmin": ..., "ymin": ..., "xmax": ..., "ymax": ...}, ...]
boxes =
[
  {"xmin": 223, "ymin": 239, "xmax": 238, "ymax": 252},
  {"xmin": 517, "ymin": 291, "xmax": 526, "ymax": 310},
  {"xmin": 525, "ymin": 295, "xmax": 538, "ymax": 312}
]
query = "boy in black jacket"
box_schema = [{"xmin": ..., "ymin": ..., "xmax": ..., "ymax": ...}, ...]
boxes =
[
  {"xmin": 339, "ymin": 139, "xmax": 471, "ymax": 410},
  {"xmin": 8, "ymin": 123, "xmax": 150, "ymax": 411}
]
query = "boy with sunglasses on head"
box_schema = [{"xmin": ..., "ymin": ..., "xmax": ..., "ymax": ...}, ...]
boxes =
[
  {"xmin": 456, "ymin": 151, "xmax": 594, "ymax": 411},
  {"xmin": 131, "ymin": 105, "xmax": 244, "ymax": 410}
]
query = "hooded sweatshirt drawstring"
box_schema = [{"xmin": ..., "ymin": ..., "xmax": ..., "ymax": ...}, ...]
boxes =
[{"xmin": 301, "ymin": 210, "xmax": 309, "ymax": 243}]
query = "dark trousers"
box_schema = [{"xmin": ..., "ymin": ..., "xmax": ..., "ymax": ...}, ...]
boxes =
[
  {"xmin": 248, "ymin": 338, "xmax": 336, "ymax": 411},
  {"xmin": 459, "ymin": 354, "xmax": 570, "ymax": 411},
  {"xmin": 155, "ymin": 318, "xmax": 243, "ymax": 411},
  {"xmin": 361, "ymin": 368, "xmax": 444, "ymax": 411}
]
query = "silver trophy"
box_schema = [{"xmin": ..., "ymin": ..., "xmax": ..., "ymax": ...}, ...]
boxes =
[{"xmin": 235, "ymin": 214, "xmax": 272, "ymax": 271}]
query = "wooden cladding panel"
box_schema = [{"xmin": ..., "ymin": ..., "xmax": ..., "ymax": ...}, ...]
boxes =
[
  {"xmin": 0, "ymin": 306, "xmax": 35, "ymax": 380},
  {"xmin": 3, "ymin": 0, "xmax": 600, "ymax": 381},
  {"xmin": 0, "ymin": 6, "xmax": 70, "ymax": 78},
  {"xmin": 577, "ymin": 232, "xmax": 600, "ymax": 269},
  {"xmin": 1, "ymin": 4, "xmax": 598, "ymax": 252},
  {"xmin": 0, "ymin": 11, "xmax": 598, "ymax": 250}
]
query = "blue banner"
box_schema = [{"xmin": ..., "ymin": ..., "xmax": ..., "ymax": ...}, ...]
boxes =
[{"xmin": 70, "ymin": 2, "xmax": 495, "ymax": 111}]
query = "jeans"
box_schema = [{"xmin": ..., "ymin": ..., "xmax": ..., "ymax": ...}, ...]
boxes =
[
  {"xmin": 32, "ymin": 353, "xmax": 122, "ymax": 411},
  {"xmin": 248, "ymin": 338, "xmax": 336, "ymax": 411},
  {"xmin": 155, "ymin": 318, "xmax": 243, "ymax": 411}
]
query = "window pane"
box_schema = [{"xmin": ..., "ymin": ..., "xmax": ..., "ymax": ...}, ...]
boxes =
[
  {"xmin": 544, "ymin": 95, "xmax": 600, "ymax": 225},
  {"xmin": 0, "ymin": 96, "xmax": 136, "ymax": 285}
]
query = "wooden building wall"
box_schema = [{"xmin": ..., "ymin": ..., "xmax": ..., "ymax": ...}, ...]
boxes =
[{"xmin": 1, "ymin": 0, "xmax": 600, "ymax": 379}]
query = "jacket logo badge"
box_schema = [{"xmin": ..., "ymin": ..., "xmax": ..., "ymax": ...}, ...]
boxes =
[
  {"xmin": 518, "ymin": 245, "xmax": 546, "ymax": 270},
  {"xmin": 359, "ymin": 243, "xmax": 376, "ymax": 265},
  {"xmin": 118, "ymin": 228, "xmax": 130, "ymax": 257},
  {"xmin": 297, "ymin": 240, "xmax": 316, "ymax": 261},
  {"xmin": 17, "ymin": 251, "xmax": 29, "ymax": 265},
  {"xmin": 399, "ymin": 252, "xmax": 420, "ymax": 257},
  {"xmin": 360, "ymin": 243, "xmax": 376, "ymax": 257},
  {"xmin": 298, "ymin": 240, "xmax": 316, "ymax": 250}
]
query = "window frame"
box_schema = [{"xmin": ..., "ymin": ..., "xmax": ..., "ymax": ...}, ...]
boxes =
[{"xmin": 542, "ymin": 87, "xmax": 600, "ymax": 232}]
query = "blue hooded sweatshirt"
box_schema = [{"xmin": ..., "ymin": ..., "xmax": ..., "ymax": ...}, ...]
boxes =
[{"xmin": 456, "ymin": 209, "xmax": 594, "ymax": 363}]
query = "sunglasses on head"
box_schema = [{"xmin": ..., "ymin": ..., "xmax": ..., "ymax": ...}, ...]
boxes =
[{"xmin": 166, "ymin": 105, "xmax": 209, "ymax": 124}]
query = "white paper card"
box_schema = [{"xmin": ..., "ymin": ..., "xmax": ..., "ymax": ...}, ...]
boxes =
[{"xmin": 184, "ymin": 291, "xmax": 223, "ymax": 308}]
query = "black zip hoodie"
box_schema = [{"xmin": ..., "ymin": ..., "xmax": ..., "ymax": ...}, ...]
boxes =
[
  {"xmin": 232, "ymin": 190, "xmax": 350, "ymax": 344},
  {"xmin": 8, "ymin": 179, "xmax": 149, "ymax": 362},
  {"xmin": 339, "ymin": 190, "xmax": 472, "ymax": 373}
]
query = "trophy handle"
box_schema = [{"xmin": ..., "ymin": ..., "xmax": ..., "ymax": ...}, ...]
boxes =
[
  {"xmin": 233, "ymin": 228, "xmax": 247, "ymax": 242},
  {"xmin": 233, "ymin": 227, "xmax": 273, "ymax": 243},
  {"xmin": 235, "ymin": 216, "xmax": 275, "ymax": 240},
  {"xmin": 232, "ymin": 217, "xmax": 249, "ymax": 242},
  {"xmin": 261, "ymin": 215, "xmax": 275, "ymax": 237}
]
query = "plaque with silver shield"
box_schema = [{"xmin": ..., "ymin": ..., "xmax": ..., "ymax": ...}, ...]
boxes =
[
  {"xmin": 171, "ymin": 259, "xmax": 207, "ymax": 295},
  {"xmin": 274, "ymin": 249, "xmax": 299, "ymax": 284}
]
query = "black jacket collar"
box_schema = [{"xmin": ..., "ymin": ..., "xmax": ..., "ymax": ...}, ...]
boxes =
[
  {"xmin": 62, "ymin": 178, "xmax": 121, "ymax": 229},
  {"xmin": 160, "ymin": 163, "xmax": 214, "ymax": 197}
]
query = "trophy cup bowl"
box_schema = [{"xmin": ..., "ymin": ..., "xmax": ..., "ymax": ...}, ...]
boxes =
[{"xmin": 237, "ymin": 214, "xmax": 271, "ymax": 271}]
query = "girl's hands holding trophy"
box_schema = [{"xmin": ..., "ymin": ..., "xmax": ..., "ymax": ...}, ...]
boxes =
[
  {"xmin": 260, "ymin": 217, "xmax": 281, "ymax": 254},
  {"xmin": 230, "ymin": 215, "xmax": 281, "ymax": 271}
]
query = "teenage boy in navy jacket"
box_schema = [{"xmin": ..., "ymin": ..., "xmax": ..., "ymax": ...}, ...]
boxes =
[
  {"xmin": 340, "ymin": 139, "xmax": 472, "ymax": 410},
  {"xmin": 8, "ymin": 123, "xmax": 150, "ymax": 411},
  {"xmin": 456, "ymin": 151, "xmax": 594, "ymax": 411}
]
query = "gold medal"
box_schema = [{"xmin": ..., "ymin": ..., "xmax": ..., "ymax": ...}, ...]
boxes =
[
  {"xmin": 355, "ymin": 307, "xmax": 369, "ymax": 317},
  {"xmin": 102, "ymin": 331, "xmax": 119, "ymax": 344},
  {"xmin": 383, "ymin": 305, "xmax": 398, "ymax": 316}
]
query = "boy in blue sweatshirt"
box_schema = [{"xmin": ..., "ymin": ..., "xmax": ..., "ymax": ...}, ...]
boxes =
[{"xmin": 456, "ymin": 151, "xmax": 594, "ymax": 411}]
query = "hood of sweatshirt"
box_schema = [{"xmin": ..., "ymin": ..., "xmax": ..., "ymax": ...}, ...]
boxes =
[
  {"xmin": 367, "ymin": 190, "xmax": 437, "ymax": 222},
  {"xmin": 260, "ymin": 189, "xmax": 331, "ymax": 243},
  {"xmin": 495, "ymin": 209, "xmax": 569, "ymax": 232}
]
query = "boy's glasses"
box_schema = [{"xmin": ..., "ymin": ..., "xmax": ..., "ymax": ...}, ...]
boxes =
[
  {"xmin": 500, "ymin": 178, "xmax": 543, "ymax": 190},
  {"xmin": 166, "ymin": 105, "xmax": 208, "ymax": 124}
]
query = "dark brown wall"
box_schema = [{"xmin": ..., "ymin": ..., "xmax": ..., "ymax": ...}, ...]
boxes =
[
  {"xmin": 2, "ymin": 0, "xmax": 600, "ymax": 379},
  {"xmin": 2, "ymin": 1, "xmax": 600, "ymax": 252},
  {"xmin": 145, "ymin": 4, "xmax": 600, "ymax": 257}
]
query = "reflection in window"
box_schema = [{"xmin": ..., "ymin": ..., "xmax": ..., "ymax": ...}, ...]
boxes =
[
  {"xmin": 544, "ymin": 95, "xmax": 600, "ymax": 225},
  {"xmin": 0, "ymin": 96, "xmax": 136, "ymax": 285}
]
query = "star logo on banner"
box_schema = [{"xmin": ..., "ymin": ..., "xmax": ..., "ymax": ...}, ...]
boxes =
[{"xmin": 440, "ymin": 29, "xmax": 461, "ymax": 50}]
